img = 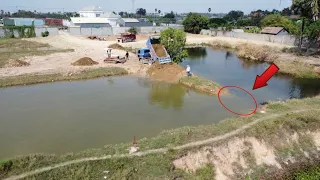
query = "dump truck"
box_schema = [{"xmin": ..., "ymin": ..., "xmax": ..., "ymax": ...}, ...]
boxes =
[
  {"xmin": 146, "ymin": 36, "xmax": 171, "ymax": 64},
  {"xmin": 117, "ymin": 33, "xmax": 136, "ymax": 43}
]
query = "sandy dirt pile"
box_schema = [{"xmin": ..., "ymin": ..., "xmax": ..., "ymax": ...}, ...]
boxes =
[
  {"xmin": 147, "ymin": 61, "xmax": 185, "ymax": 83},
  {"xmin": 4, "ymin": 60, "xmax": 30, "ymax": 68},
  {"xmin": 152, "ymin": 44, "xmax": 167, "ymax": 57},
  {"xmin": 71, "ymin": 57, "xmax": 99, "ymax": 66},
  {"xmin": 108, "ymin": 43, "xmax": 125, "ymax": 50}
]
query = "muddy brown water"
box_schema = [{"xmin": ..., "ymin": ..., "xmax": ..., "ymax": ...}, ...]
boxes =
[{"xmin": 0, "ymin": 48, "xmax": 319, "ymax": 159}]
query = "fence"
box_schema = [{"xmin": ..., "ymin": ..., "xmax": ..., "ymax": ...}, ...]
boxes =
[
  {"xmin": 200, "ymin": 29, "xmax": 296, "ymax": 46},
  {"xmin": 0, "ymin": 27, "xmax": 59, "ymax": 38}
]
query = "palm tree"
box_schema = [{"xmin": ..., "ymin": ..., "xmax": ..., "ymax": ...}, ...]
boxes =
[
  {"xmin": 208, "ymin": 8, "xmax": 211, "ymax": 13},
  {"xmin": 158, "ymin": 10, "xmax": 161, "ymax": 14}
]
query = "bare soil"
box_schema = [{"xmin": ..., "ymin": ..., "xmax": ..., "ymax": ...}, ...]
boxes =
[
  {"xmin": 71, "ymin": 57, "xmax": 98, "ymax": 66},
  {"xmin": 147, "ymin": 61, "xmax": 185, "ymax": 83},
  {"xmin": 152, "ymin": 44, "xmax": 167, "ymax": 57},
  {"xmin": 4, "ymin": 60, "xmax": 30, "ymax": 68}
]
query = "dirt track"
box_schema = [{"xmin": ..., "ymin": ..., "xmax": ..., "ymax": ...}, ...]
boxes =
[{"xmin": 3, "ymin": 109, "xmax": 316, "ymax": 180}]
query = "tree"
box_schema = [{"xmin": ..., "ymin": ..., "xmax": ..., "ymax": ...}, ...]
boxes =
[
  {"xmin": 281, "ymin": 7, "xmax": 292, "ymax": 16},
  {"xmin": 128, "ymin": 27, "xmax": 137, "ymax": 34},
  {"xmin": 208, "ymin": 8, "xmax": 211, "ymax": 13},
  {"xmin": 136, "ymin": 8, "xmax": 146, "ymax": 16},
  {"xmin": 291, "ymin": 0, "xmax": 319, "ymax": 21},
  {"xmin": 209, "ymin": 18, "xmax": 227, "ymax": 26},
  {"xmin": 261, "ymin": 14, "xmax": 299, "ymax": 34},
  {"xmin": 164, "ymin": 11, "xmax": 175, "ymax": 19},
  {"xmin": 223, "ymin": 10, "xmax": 244, "ymax": 21},
  {"xmin": 182, "ymin": 13, "xmax": 209, "ymax": 34},
  {"xmin": 160, "ymin": 28, "xmax": 188, "ymax": 63},
  {"xmin": 158, "ymin": 10, "xmax": 161, "ymax": 14},
  {"xmin": 304, "ymin": 20, "xmax": 320, "ymax": 50}
]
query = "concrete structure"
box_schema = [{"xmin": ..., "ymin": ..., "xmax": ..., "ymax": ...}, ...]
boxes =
[
  {"xmin": 0, "ymin": 27, "xmax": 58, "ymax": 37},
  {"xmin": 100, "ymin": 12, "xmax": 121, "ymax": 27},
  {"xmin": 79, "ymin": 6, "xmax": 104, "ymax": 18},
  {"xmin": 261, "ymin": 27, "xmax": 289, "ymax": 35},
  {"xmin": 70, "ymin": 17, "xmax": 111, "ymax": 28},
  {"xmin": 3, "ymin": 18, "xmax": 44, "ymax": 26},
  {"xmin": 117, "ymin": 18, "xmax": 140, "ymax": 27}
]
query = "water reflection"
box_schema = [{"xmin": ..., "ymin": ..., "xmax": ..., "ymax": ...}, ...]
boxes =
[
  {"xmin": 225, "ymin": 51, "xmax": 233, "ymax": 60},
  {"xmin": 186, "ymin": 47, "xmax": 207, "ymax": 60},
  {"xmin": 149, "ymin": 81, "xmax": 186, "ymax": 110}
]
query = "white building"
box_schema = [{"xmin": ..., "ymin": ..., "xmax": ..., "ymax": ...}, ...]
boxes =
[
  {"xmin": 100, "ymin": 12, "xmax": 121, "ymax": 27},
  {"xmin": 70, "ymin": 17, "xmax": 111, "ymax": 28},
  {"xmin": 79, "ymin": 6, "xmax": 104, "ymax": 18}
]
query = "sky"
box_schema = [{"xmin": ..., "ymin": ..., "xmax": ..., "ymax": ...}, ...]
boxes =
[{"xmin": 2, "ymin": 0, "xmax": 292, "ymax": 14}]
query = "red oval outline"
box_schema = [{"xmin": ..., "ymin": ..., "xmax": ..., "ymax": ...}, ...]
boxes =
[{"xmin": 218, "ymin": 86, "xmax": 258, "ymax": 116}]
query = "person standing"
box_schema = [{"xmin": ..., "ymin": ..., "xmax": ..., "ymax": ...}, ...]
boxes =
[
  {"xmin": 186, "ymin": 65, "xmax": 191, "ymax": 77},
  {"xmin": 125, "ymin": 51, "xmax": 129, "ymax": 60}
]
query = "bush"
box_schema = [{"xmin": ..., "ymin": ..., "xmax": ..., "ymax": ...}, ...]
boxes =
[
  {"xmin": 128, "ymin": 27, "xmax": 137, "ymax": 35},
  {"xmin": 261, "ymin": 14, "xmax": 299, "ymax": 35},
  {"xmin": 41, "ymin": 31, "xmax": 49, "ymax": 37}
]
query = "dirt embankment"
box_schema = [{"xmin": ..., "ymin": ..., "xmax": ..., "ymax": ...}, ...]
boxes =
[
  {"xmin": 147, "ymin": 61, "xmax": 185, "ymax": 83},
  {"xmin": 147, "ymin": 62, "xmax": 223, "ymax": 95}
]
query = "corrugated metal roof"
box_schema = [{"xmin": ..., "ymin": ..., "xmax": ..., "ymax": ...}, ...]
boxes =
[
  {"xmin": 71, "ymin": 17, "xmax": 109, "ymax": 24},
  {"xmin": 80, "ymin": 6, "xmax": 103, "ymax": 11},
  {"xmin": 122, "ymin": 18, "xmax": 139, "ymax": 23},
  {"xmin": 100, "ymin": 12, "xmax": 120, "ymax": 18},
  {"xmin": 261, "ymin": 27, "xmax": 285, "ymax": 35}
]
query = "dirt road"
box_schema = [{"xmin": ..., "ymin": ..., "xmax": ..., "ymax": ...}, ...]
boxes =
[
  {"xmin": 0, "ymin": 31, "xmax": 147, "ymax": 78},
  {"xmin": 3, "ymin": 109, "xmax": 315, "ymax": 180}
]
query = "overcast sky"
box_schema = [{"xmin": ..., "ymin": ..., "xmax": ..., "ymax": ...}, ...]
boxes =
[{"xmin": 2, "ymin": 0, "xmax": 292, "ymax": 14}]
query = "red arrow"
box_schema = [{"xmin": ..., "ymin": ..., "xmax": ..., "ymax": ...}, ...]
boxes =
[{"xmin": 252, "ymin": 63, "xmax": 279, "ymax": 90}]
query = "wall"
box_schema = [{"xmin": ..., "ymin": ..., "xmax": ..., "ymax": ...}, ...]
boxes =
[
  {"xmin": 75, "ymin": 23, "xmax": 111, "ymax": 28},
  {"xmin": 68, "ymin": 27, "xmax": 113, "ymax": 36},
  {"xmin": 67, "ymin": 26, "xmax": 184, "ymax": 36},
  {"xmin": 0, "ymin": 27, "xmax": 58, "ymax": 37},
  {"xmin": 200, "ymin": 29, "xmax": 296, "ymax": 46}
]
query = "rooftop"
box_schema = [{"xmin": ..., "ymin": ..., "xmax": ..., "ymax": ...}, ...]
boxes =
[
  {"xmin": 80, "ymin": 6, "xmax": 103, "ymax": 11},
  {"xmin": 100, "ymin": 12, "xmax": 121, "ymax": 18},
  {"xmin": 70, "ymin": 17, "xmax": 109, "ymax": 24},
  {"xmin": 261, "ymin": 27, "xmax": 286, "ymax": 35},
  {"xmin": 122, "ymin": 18, "xmax": 139, "ymax": 23}
]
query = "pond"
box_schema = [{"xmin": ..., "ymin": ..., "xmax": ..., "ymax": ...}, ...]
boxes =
[
  {"xmin": 1, "ymin": 47, "xmax": 319, "ymax": 159},
  {"xmin": 181, "ymin": 47, "xmax": 320, "ymax": 102}
]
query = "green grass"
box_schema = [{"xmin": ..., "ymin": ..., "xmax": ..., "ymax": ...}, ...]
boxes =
[
  {"xmin": 0, "ymin": 67, "xmax": 129, "ymax": 87},
  {"xmin": 295, "ymin": 167, "xmax": 320, "ymax": 180},
  {"xmin": 179, "ymin": 75, "xmax": 224, "ymax": 95},
  {"xmin": 1, "ymin": 97, "xmax": 320, "ymax": 180}
]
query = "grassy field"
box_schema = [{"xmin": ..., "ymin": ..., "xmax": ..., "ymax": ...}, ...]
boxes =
[
  {"xmin": 0, "ymin": 67, "xmax": 128, "ymax": 87},
  {"xmin": 0, "ymin": 38, "xmax": 74, "ymax": 68},
  {"xmin": 1, "ymin": 96, "xmax": 320, "ymax": 179}
]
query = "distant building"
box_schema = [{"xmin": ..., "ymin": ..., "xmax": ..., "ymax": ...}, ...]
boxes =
[
  {"xmin": 3, "ymin": 18, "xmax": 44, "ymax": 26},
  {"xmin": 79, "ymin": 6, "xmax": 104, "ymax": 18},
  {"xmin": 100, "ymin": 12, "xmax": 121, "ymax": 27},
  {"xmin": 261, "ymin": 27, "xmax": 289, "ymax": 35},
  {"xmin": 70, "ymin": 17, "xmax": 111, "ymax": 28},
  {"xmin": 117, "ymin": 18, "xmax": 152, "ymax": 27}
]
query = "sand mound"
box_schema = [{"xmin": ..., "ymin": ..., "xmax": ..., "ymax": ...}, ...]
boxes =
[
  {"xmin": 147, "ymin": 61, "xmax": 185, "ymax": 83},
  {"xmin": 152, "ymin": 44, "xmax": 167, "ymax": 57},
  {"xmin": 5, "ymin": 59, "xmax": 30, "ymax": 68},
  {"xmin": 108, "ymin": 43, "xmax": 125, "ymax": 50},
  {"xmin": 71, "ymin": 57, "xmax": 98, "ymax": 66}
]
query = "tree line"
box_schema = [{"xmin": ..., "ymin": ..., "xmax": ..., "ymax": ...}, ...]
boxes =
[{"xmin": 0, "ymin": 10, "xmax": 79, "ymax": 20}]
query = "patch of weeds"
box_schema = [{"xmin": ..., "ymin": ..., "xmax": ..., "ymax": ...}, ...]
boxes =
[{"xmin": 194, "ymin": 163, "xmax": 215, "ymax": 180}]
